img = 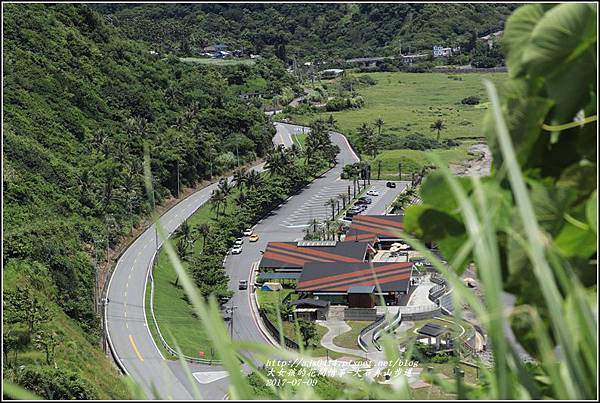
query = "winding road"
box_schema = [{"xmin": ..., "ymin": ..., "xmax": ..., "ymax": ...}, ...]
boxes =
[{"xmin": 105, "ymin": 122, "xmax": 407, "ymax": 399}]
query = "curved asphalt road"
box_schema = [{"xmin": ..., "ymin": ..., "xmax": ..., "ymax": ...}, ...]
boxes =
[{"xmin": 106, "ymin": 122, "xmax": 405, "ymax": 399}]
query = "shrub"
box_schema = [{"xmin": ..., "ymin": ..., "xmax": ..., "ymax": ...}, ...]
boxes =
[
  {"xmin": 461, "ymin": 95, "xmax": 481, "ymax": 105},
  {"xmin": 13, "ymin": 366, "xmax": 98, "ymax": 400}
]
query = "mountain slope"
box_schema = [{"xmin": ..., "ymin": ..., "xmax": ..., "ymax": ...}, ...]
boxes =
[
  {"xmin": 2, "ymin": 3, "xmax": 280, "ymax": 397},
  {"xmin": 94, "ymin": 3, "xmax": 519, "ymax": 60}
]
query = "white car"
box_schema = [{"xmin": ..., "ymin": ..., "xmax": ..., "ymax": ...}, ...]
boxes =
[
  {"xmin": 367, "ymin": 190, "xmax": 380, "ymax": 196},
  {"xmin": 234, "ymin": 238, "xmax": 243, "ymax": 246},
  {"xmin": 231, "ymin": 246, "xmax": 243, "ymax": 255},
  {"xmin": 243, "ymin": 228, "xmax": 253, "ymax": 236}
]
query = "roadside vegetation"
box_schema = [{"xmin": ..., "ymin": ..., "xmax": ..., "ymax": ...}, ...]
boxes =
[{"xmin": 146, "ymin": 121, "xmax": 339, "ymax": 358}]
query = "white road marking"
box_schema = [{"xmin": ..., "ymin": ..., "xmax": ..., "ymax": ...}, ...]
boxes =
[{"xmin": 192, "ymin": 371, "xmax": 230, "ymax": 384}]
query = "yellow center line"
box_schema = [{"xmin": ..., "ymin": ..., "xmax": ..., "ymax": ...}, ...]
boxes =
[{"xmin": 129, "ymin": 335, "xmax": 144, "ymax": 361}]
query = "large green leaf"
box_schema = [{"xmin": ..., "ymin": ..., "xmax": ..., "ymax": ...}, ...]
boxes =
[
  {"xmin": 522, "ymin": 3, "xmax": 597, "ymax": 77},
  {"xmin": 554, "ymin": 201, "xmax": 597, "ymax": 258},
  {"xmin": 502, "ymin": 4, "xmax": 548, "ymax": 77},
  {"xmin": 419, "ymin": 171, "xmax": 472, "ymax": 213},
  {"xmin": 586, "ymin": 190, "xmax": 597, "ymax": 234},
  {"xmin": 545, "ymin": 48, "xmax": 597, "ymax": 124},
  {"xmin": 483, "ymin": 92, "xmax": 553, "ymax": 170},
  {"xmin": 404, "ymin": 203, "xmax": 469, "ymax": 272}
]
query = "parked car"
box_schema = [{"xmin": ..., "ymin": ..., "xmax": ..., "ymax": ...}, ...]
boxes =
[
  {"xmin": 386, "ymin": 181, "xmax": 397, "ymax": 188},
  {"xmin": 355, "ymin": 204, "xmax": 368, "ymax": 212},
  {"xmin": 366, "ymin": 190, "xmax": 379, "ymax": 196},
  {"xmin": 238, "ymin": 280, "xmax": 248, "ymax": 290},
  {"xmin": 358, "ymin": 196, "xmax": 372, "ymax": 204},
  {"xmin": 243, "ymin": 228, "xmax": 253, "ymax": 236},
  {"xmin": 249, "ymin": 234, "xmax": 260, "ymax": 242},
  {"xmin": 231, "ymin": 245, "xmax": 243, "ymax": 254},
  {"xmin": 234, "ymin": 238, "xmax": 243, "ymax": 247}
]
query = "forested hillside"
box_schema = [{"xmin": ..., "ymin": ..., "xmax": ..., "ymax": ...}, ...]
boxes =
[
  {"xmin": 94, "ymin": 3, "xmax": 519, "ymax": 60},
  {"xmin": 2, "ymin": 3, "xmax": 290, "ymax": 398}
]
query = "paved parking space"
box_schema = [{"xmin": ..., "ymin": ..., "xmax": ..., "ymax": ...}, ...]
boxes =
[
  {"xmin": 281, "ymin": 181, "xmax": 352, "ymax": 227},
  {"xmin": 280, "ymin": 180, "xmax": 409, "ymax": 228}
]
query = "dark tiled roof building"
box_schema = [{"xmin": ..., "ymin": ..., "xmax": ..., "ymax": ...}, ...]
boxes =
[
  {"xmin": 297, "ymin": 261, "xmax": 412, "ymax": 293},
  {"xmin": 259, "ymin": 241, "xmax": 369, "ymax": 272},
  {"xmin": 345, "ymin": 215, "xmax": 404, "ymax": 242}
]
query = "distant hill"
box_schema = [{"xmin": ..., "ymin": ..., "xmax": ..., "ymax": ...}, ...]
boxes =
[{"xmin": 93, "ymin": 3, "xmax": 520, "ymax": 60}]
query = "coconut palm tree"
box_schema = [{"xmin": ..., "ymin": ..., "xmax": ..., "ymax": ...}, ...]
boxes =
[
  {"xmin": 374, "ymin": 117, "xmax": 385, "ymax": 137},
  {"xmin": 246, "ymin": 170, "xmax": 262, "ymax": 190},
  {"xmin": 176, "ymin": 238, "xmax": 192, "ymax": 261},
  {"xmin": 430, "ymin": 119, "xmax": 446, "ymax": 142},
  {"xmin": 325, "ymin": 198, "xmax": 337, "ymax": 221},
  {"xmin": 218, "ymin": 178, "xmax": 233, "ymax": 198},
  {"xmin": 308, "ymin": 218, "xmax": 320, "ymax": 234},
  {"xmin": 235, "ymin": 191, "xmax": 248, "ymax": 208},
  {"xmin": 233, "ymin": 168, "xmax": 247, "ymax": 190},
  {"xmin": 193, "ymin": 222, "xmax": 211, "ymax": 252},
  {"xmin": 177, "ymin": 219, "xmax": 192, "ymax": 244},
  {"xmin": 210, "ymin": 189, "xmax": 226, "ymax": 218},
  {"xmin": 338, "ymin": 193, "xmax": 348, "ymax": 210}
]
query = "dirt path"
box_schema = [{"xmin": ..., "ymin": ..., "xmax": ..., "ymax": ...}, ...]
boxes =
[{"xmin": 451, "ymin": 143, "xmax": 492, "ymax": 177}]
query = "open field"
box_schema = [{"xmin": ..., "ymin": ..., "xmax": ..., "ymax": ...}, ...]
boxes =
[
  {"xmin": 286, "ymin": 71, "xmax": 506, "ymax": 175},
  {"xmin": 179, "ymin": 57, "xmax": 256, "ymax": 66}
]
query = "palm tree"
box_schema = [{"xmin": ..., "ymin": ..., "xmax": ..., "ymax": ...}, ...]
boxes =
[
  {"xmin": 218, "ymin": 178, "xmax": 233, "ymax": 198},
  {"xmin": 308, "ymin": 218, "xmax": 320, "ymax": 234},
  {"xmin": 430, "ymin": 119, "xmax": 446, "ymax": 142},
  {"xmin": 374, "ymin": 117, "xmax": 385, "ymax": 137},
  {"xmin": 338, "ymin": 193, "xmax": 348, "ymax": 210},
  {"xmin": 235, "ymin": 191, "xmax": 248, "ymax": 208},
  {"xmin": 265, "ymin": 147, "xmax": 287, "ymax": 176},
  {"xmin": 210, "ymin": 189, "xmax": 225, "ymax": 218},
  {"xmin": 194, "ymin": 222, "xmax": 211, "ymax": 252},
  {"xmin": 246, "ymin": 170, "xmax": 262, "ymax": 190},
  {"xmin": 178, "ymin": 219, "xmax": 192, "ymax": 243},
  {"xmin": 171, "ymin": 115, "xmax": 187, "ymax": 131},
  {"xmin": 176, "ymin": 238, "xmax": 191, "ymax": 261},
  {"xmin": 325, "ymin": 198, "xmax": 337, "ymax": 221},
  {"xmin": 233, "ymin": 168, "xmax": 247, "ymax": 190},
  {"xmin": 335, "ymin": 223, "xmax": 346, "ymax": 241},
  {"xmin": 392, "ymin": 188, "xmax": 418, "ymax": 213}
]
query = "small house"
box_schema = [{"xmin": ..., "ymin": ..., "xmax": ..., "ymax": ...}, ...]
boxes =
[
  {"xmin": 347, "ymin": 285, "xmax": 376, "ymax": 308},
  {"xmin": 290, "ymin": 298, "xmax": 330, "ymax": 321}
]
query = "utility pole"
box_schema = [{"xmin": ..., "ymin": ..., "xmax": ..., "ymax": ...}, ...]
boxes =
[
  {"xmin": 176, "ymin": 160, "xmax": 180, "ymax": 198},
  {"xmin": 105, "ymin": 215, "xmax": 115, "ymax": 269},
  {"xmin": 227, "ymin": 302, "xmax": 238, "ymax": 339},
  {"xmin": 93, "ymin": 237, "xmax": 100, "ymax": 315}
]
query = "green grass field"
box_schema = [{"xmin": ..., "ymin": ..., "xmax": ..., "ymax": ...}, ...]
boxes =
[
  {"xmin": 366, "ymin": 147, "xmax": 472, "ymax": 180},
  {"xmin": 287, "ymin": 71, "xmax": 506, "ymax": 175},
  {"xmin": 331, "ymin": 320, "xmax": 366, "ymax": 350},
  {"xmin": 179, "ymin": 57, "xmax": 256, "ymax": 66}
]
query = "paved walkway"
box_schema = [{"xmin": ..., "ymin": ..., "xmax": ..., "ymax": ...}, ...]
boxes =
[
  {"xmin": 406, "ymin": 275, "xmax": 437, "ymax": 307},
  {"xmin": 317, "ymin": 321, "xmax": 366, "ymax": 358}
]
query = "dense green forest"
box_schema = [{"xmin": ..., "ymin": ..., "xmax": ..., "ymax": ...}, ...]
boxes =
[
  {"xmin": 2, "ymin": 3, "xmax": 296, "ymax": 398},
  {"xmin": 93, "ymin": 3, "xmax": 519, "ymax": 61}
]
